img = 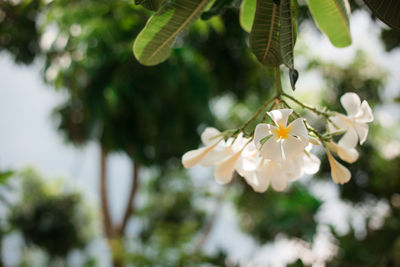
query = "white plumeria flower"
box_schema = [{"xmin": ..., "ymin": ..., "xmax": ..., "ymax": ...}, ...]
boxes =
[
  {"xmin": 326, "ymin": 150, "xmax": 351, "ymax": 184},
  {"xmin": 236, "ymin": 144, "xmax": 320, "ymax": 193},
  {"xmin": 329, "ymin": 92, "xmax": 373, "ymax": 148},
  {"xmin": 254, "ymin": 109, "xmax": 309, "ymax": 161},
  {"xmin": 214, "ymin": 133, "xmax": 251, "ymax": 184},
  {"xmin": 327, "ymin": 141, "xmax": 359, "ymax": 163},
  {"xmin": 182, "ymin": 127, "xmax": 230, "ymax": 168}
]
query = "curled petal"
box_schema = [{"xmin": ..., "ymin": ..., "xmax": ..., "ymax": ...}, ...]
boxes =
[
  {"xmin": 328, "ymin": 142, "xmax": 359, "ymax": 164},
  {"xmin": 288, "ymin": 118, "xmax": 308, "ymax": 138},
  {"xmin": 327, "ymin": 151, "xmax": 351, "ymax": 184},
  {"xmin": 338, "ymin": 127, "xmax": 358, "ymax": 148},
  {"xmin": 214, "ymin": 152, "xmax": 241, "ymax": 184},
  {"xmin": 201, "ymin": 127, "xmax": 221, "ymax": 146},
  {"xmin": 268, "ymin": 109, "xmax": 292, "ymax": 127},
  {"xmin": 358, "ymin": 101, "xmax": 374, "ymax": 123},
  {"xmin": 182, "ymin": 145, "xmax": 216, "ymax": 168},
  {"xmin": 341, "ymin": 93, "xmax": 361, "ymax": 117},
  {"xmin": 355, "ymin": 123, "xmax": 369, "ymax": 145},
  {"xmin": 254, "ymin": 123, "xmax": 274, "ymax": 149}
]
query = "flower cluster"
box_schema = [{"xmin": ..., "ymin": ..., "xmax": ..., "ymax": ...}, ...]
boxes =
[{"xmin": 182, "ymin": 92, "xmax": 373, "ymax": 193}]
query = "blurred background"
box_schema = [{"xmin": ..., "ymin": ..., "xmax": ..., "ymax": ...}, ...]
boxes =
[{"xmin": 1, "ymin": 0, "xmax": 400, "ymax": 266}]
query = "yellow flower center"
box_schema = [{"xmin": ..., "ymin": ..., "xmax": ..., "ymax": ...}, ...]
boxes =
[{"xmin": 275, "ymin": 124, "xmax": 290, "ymax": 139}]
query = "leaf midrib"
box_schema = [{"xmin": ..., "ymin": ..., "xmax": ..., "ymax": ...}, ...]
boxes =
[
  {"xmin": 147, "ymin": 0, "xmax": 208, "ymax": 62},
  {"xmin": 332, "ymin": 0, "xmax": 350, "ymax": 35},
  {"xmin": 262, "ymin": 3, "xmax": 277, "ymax": 62}
]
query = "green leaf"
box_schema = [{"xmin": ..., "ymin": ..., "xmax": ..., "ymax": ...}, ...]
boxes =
[
  {"xmin": 201, "ymin": 0, "xmax": 233, "ymax": 20},
  {"xmin": 279, "ymin": 0, "xmax": 297, "ymax": 69},
  {"xmin": 0, "ymin": 171, "xmax": 14, "ymax": 184},
  {"xmin": 135, "ymin": 0, "xmax": 165, "ymax": 11},
  {"xmin": 239, "ymin": 0, "xmax": 256, "ymax": 32},
  {"xmin": 249, "ymin": 0, "xmax": 281, "ymax": 66},
  {"xmin": 363, "ymin": 0, "xmax": 400, "ymax": 32},
  {"xmin": 307, "ymin": 0, "xmax": 351, "ymax": 48},
  {"xmin": 134, "ymin": 0, "xmax": 210, "ymax": 66}
]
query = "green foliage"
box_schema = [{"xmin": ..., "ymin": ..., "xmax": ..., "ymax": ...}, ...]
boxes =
[
  {"xmin": 44, "ymin": 0, "xmax": 218, "ymax": 166},
  {"xmin": 363, "ymin": 0, "xmax": 400, "ymax": 32},
  {"xmin": 0, "ymin": 0, "xmax": 42, "ymax": 64},
  {"xmin": 279, "ymin": 0, "xmax": 297, "ymax": 70},
  {"xmin": 235, "ymin": 182, "xmax": 321, "ymax": 243},
  {"xmin": 239, "ymin": 0, "xmax": 256, "ymax": 32},
  {"xmin": 307, "ymin": 0, "xmax": 351, "ymax": 48},
  {"xmin": 133, "ymin": 0, "xmax": 211, "ymax": 65},
  {"xmin": 9, "ymin": 169, "xmax": 93, "ymax": 258},
  {"xmin": 122, "ymin": 167, "xmax": 227, "ymax": 266},
  {"xmin": 249, "ymin": 0, "xmax": 281, "ymax": 67},
  {"xmin": 136, "ymin": 0, "xmax": 166, "ymax": 12},
  {"xmin": 0, "ymin": 170, "xmax": 14, "ymax": 185}
]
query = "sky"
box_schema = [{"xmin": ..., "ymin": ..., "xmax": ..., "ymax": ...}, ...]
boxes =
[{"xmin": 0, "ymin": 8, "xmax": 400, "ymax": 267}]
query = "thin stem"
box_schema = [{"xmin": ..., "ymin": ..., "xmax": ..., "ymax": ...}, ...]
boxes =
[
  {"xmin": 239, "ymin": 97, "xmax": 275, "ymax": 134},
  {"xmin": 117, "ymin": 162, "xmax": 140, "ymax": 236},
  {"xmin": 282, "ymin": 93, "xmax": 334, "ymax": 118}
]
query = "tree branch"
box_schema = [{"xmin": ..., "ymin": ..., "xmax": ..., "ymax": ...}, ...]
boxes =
[
  {"xmin": 117, "ymin": 162, "xmax": 140, "ymax": 236},
  {"xmin": 100, "ymin": 147, "xmax": 113, "ymax": 239}
]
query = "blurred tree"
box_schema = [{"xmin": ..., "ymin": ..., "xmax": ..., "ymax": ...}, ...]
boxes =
[
  {"xmin": 1, "ymin": 0, "xmax": 400, "ymax": 266},
  {"xmin": 8, "ymin": 169, "xmax": 94, "ymax": 265}
]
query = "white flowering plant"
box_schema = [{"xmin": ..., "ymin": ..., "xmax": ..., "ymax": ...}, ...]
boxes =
[{"xmin": 182, "ymin": 69, "xmax": 373, "ymax": 193}]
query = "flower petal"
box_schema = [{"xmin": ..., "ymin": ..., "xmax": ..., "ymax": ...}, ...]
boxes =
[
  {"xmin": 358, "ymin": 101, "xmax": 374, "ymax": 123},
  {"xmin": 232, "ymin": 132, "xmax": 250, "ymax": 152},
  {"xmin": 338, "ymin": 127, "xmax": 358, "ymax": 148},
  {"xmin": 281, "ymin": 135, "xmax": 308, "ymax": 160},
  {"xmin": 328, "ymin": 115, "xmax": 348, "ymax": 132},
  {"xmin": 201, "ymin": 127, "xmax": 221, "ymax": 146},
  {"xmin": 182, "ymin": 145, "xmax": 216, "ymax": 168},
  {"xmin": 254, "ymin": 123, "xmax": 274, "ymax": 149},
  {"xmin": 288, "ymin": 118, "xmax": 308, "ymax": 138},
  {"xmin": 327, "ymin": 151, "xmax": 351, "ymax": 184},
  {"xmin": 301, "ymin": 152, "xmax": 321, "ymax": 175},
  {"xmin": 199, "ymin": 146, "xmax": 232, "ymax": 166},
  {"xmin": 214, "ymin": 152, "xmax": 241, "ymax": 184},
  {"xmin": 243, "ymin": 170, "xmax": 270, "ymax": 193},
  {"xmin": 355, "ymin": 123, "xmax": 369, "ymax": 145},
  {"xmin": 260, "ymin": 137, "xmax": 283, "ymax": 161},
  {"xmin": 268, "ymin": 109, "xmax": 293, "ymax": 127},
  {"xmin": 328, "ymin": 142, "xmax": 359, "ymax": 164},
  {"xmin": 270, "ymin": 175, "xmax": 288, "ymax": 191},
  {"xmin": 341, "ymin": 93, "xmax": 361, "ymax": 117}
]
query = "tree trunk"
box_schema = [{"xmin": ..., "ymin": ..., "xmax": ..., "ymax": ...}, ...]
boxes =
[{"xmin": 100, "ymin": 149, "xmax": 141, "ymax": 267}]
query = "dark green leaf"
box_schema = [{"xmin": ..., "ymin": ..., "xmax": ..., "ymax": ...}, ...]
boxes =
[
  {"xmin": 249, "ymin": 0, "xmax": 281, "ymax": 66},
  {"xmin": 363, "ymin": 0, "xmax": 400, "ymax": 31},
  {"xmin": 279, "ymin": 0, "xmax": 297, "ymax": 69}
]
